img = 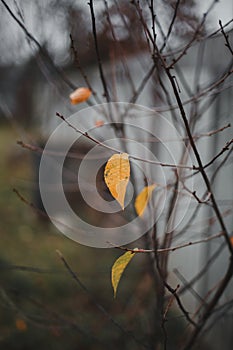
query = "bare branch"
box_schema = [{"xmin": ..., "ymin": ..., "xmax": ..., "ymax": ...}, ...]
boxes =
[
  {"xmin": 219, "ymin": 20, "xmax": 233, "ymax": 56},
  {"xmin": 88, "ymin": 0, "xmax": 111, "ymax": 102},
  {"xmin": 154, "ymin": 47, "xmax": 233, "ymax": 255},
  {"xmin": 160, "ymin": 0, "xmax": 181, "ymax": 52},
  {"xmin": 56, "ymin": 250, "xmax": 150, "ymax": 349},
  {"xmin": 69, "ymin": 34, "xmax": 101, "ymax": 104},
  {"xmin": 109, "ymin": 231, "xmax": 223, "ymax": 254},
  {"xmin": 203, "ymin": 138, "xmax": 233, "ymax": 169},
  {"xmin": 167, "ymin": 0, "xmax": 220, "ymax": 68},
  {"xmin": 182, "ymin": 257, "xmax": 233, "ymax": 350},
  {"xmin": 56, "ymin": 112, "xmax": 196, "ymax": 169}
]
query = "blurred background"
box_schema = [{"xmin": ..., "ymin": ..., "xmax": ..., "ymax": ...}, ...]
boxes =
[{"xmin": 0, "ymin": 0, "xmax": 232, "ymax": 349}]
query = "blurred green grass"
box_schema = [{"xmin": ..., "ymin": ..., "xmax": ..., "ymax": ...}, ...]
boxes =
[{"xmin": 0, "ymin": 125, "xmax": 158, "ymax": 349}]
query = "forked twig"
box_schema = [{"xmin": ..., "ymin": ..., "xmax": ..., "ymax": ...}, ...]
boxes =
[{"xmin": 219, "ymin": 20, "xmax": 233, "ymax": 56}]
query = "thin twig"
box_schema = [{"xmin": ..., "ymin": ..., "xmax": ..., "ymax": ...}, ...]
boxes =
[
  {"xmin": 182, "ymin": 183, "xmax": 211, "ymax": 205},
  {"xmin": 109, "ymin": 231, "xmax": 223, "ymax": 254},
  {"xmin": 13, "ymin": 188, "xmax": 85, "ymax": 235},
  {"xmin": 161, "ymin": 284, "xmax": 179, "ymax": 350},
  {"xmin": 199, "ymin": 123, "xmax": 231, "ymax": 138},
  {"xmin": 69, "ymin": 34, "xmax": 100, "ymax": 104},
  {"xmin": 0, "ymin": 263, "xmax": 63, "ymax": 275},
  {"xmin": 156, "ymin": 49, "xmax": 233, "ymax": 255},
  {"xmin": 168, "ymin": 0, "xmax": 219, "ymax": 68},
  {"xmin": 103, "ymin": 0, "xmax": 136, "ymax": 95},
  {"xmin": 159, "ymin": 270, "xmax": 197, "ymax": 328},
  {"xmin": 151, "ymin": 21, "xmax": 233, "ymax": 349},
  {"xmin": 219, "ymin": 20, "xmax": 233, "ymax": 56},
  {"xmin": 210, "ymin": 144, "xmax": 233, "ymax": 184},
  {"xmin": 203, "ymin": 139, "xmax": 233, "ymax": 169},
  {"xmin": 56, "ymin": 250, "xmax": 150, "ymax": 349},
  {"xmin": 88, "ymin": 0, "xmax": 111, "ymax": 102},
  {"xmin": 0, "ymin": 287, "xmax": 100, "ymax": 340},
  {"xmin": 152, "ymin": 69, "xmax": 233, "ymax": 114},
  {"xmin": 148, "ymin": 0, "xmax": 156, "ymax": 54},
  {"xmin": 192, "ymin": 278, "xmax": 223, "ymax": 319},
  {"xmin": 17, "ymin": 140, "xmax": 109, "ymax": 160},
  {"xmin": 182, "ymin": 257, "xmax": 233, "ymax": 350},
  {"xmin": 173, "ymin": 269, "xmax": 205, "ymax": 305},
  {"xmin": 56, "ymin": 112, "xmax": 196, "ymax": 169},
  {"xmin": 130, "ymin": 63, "xmax": 157, "ymax": 104},
  {"xmin": 160, "ymin": 0, "xmax": 181, "ymax": 52}
]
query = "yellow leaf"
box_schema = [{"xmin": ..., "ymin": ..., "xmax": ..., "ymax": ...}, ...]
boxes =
[
  {"xmin": 104, "ymin": 153, "xmax": 130, "ymax": 209},
  {"xmin": 135, "ymin": 184, "xmax": 156, "ymax": 217},
  {"xmin": 111, "ymin": 251, "xmax": 136, "ymax": 298},
  {"xmin": 16, "ymin": 318, "xmax": 27, "ymax": 331},
  {"xmin": 69, "ymin": 87, "xmax": 92, "ymax": 104}
]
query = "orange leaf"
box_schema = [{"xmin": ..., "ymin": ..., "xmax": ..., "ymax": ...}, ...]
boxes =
[
  {"xmin": 16, "ymin": 318, "xmax": 27, "ymax": 331},
  {"xmin": 230, "ymin": 236, "xmax": 233, "ymax": 246},
  {"xmin": 69, "ymin": 87, "xmax": 92, "ymax": 104},
  {"xmin": 95, "ymin": 120, "xmax": 104, "ymax": 127},
  {"xmin": 104, "ymin": 153, "xmax": 130, "ymax": 210}
]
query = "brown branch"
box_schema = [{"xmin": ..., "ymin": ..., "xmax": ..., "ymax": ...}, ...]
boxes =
[
  {"xmin": 163, "ymin": 285, "xmax": 179, "ymax": 318},
  {"xmin": 88, "ymin": 0, "xmax": 111, "ymax": 102},
  {"xmin": 192, "ymin": 278, "xmax": 223, "ymax": 319},
  {"xmin": 130, "ymin": 63, "xmax": 157, "ymax": 104},
  {"xmin": 56, "ymin": 250, "xmax": 150, "ymax": 349},
  {"xmin": 199, "ymin": 123, "xmax": 231, "ymax": 138},
  {"xmin": 153, "ymin": 223, "xmax": 197, "ymax": 329},
  {"xmin": 56, "ymin": 112, "xmax": 195, "ymax": 169},
  {"xmin": 178, "ymin": 241, "xmax": 225, "ymax": 297},
  {"xmin": 191, "ymin": 190, "xmax": 211, "ymax": 204},
  {"xmin": 219, "ymin": 20, "xmax": 233, "ymax": 56},
  {"xmin": 17, "ymin": 140, "xmax": 41, "ymax": 153},
  {"xmin": 161, "ymin": 171, "xmax": 179, "ymax": 278},
  {"xmin": 160, "ymin": 66, "xmax": 233, "ymax": 347},
  {"xmin": 0, "ymin": 263, "xmax": 63, "ymax": 275},
  {"xmin": 153, "ymin": 69, "xmax": 233, "ymax": 114},
  {"xmin": 159, "ymin": 271, "xmax": 197, "ymax": 328},
  {"xmin": 182, "ymin": 183, "xmax": 211, "ymax": 205},
  {"xmin": 0, "ymin": 287, "xmax": 98, "ymax": 340},
  {"xmin": 202, "ymin": 298, "xmax": 233, "ymax": 335},
  {"xmin": 150, "ymin": 26, "xmax": 233, "ymax": 350},
  {"xmin": 128, "ymin": 17, "xmax": 233, "ymax": 341},
  {"xmin": 182, "ymin": 257, "xmax": 233, "ymax": 350},
  {"xmin": 131, "ymin": 0, "xmax": 155, "ymax": 48},
  {"xmin": 161, "ymin": 284, "xmax": 179, "ymax": 350},
  {"xmin": 173, "ymin": 269, "xmax": 205, "ymax": 305},
  {"xmin": 163, "ymin": 19, "xmax": 233, "ymax": 59},
  {"xmin": 148, "ymin": 0, "xmax": 156, "ymax": 54},
  {"xmin": 103, "ymin": 0, "xmax": 136, "ymax": 95},
  {"xmin": 158, "ymin": 232, "xmax": 224, "ymax": 253},
  {"xmin": 13, "ymin": 188, "xmax": 84, "ymax": 235},
  {"xmin": 109, "ymin": 231, "xmax": 223, "ymax": 254},
  {"xmin": 210, "ymin": 144, "xmax": 233, "ymax": 184},
  {"xmin": 203, "ymin": 138, "xmax": 233, "ymax": 169},
  {"xmin": 167, "ymin": 0, "xmax": 219, "ymax": 68},
  {"xmin": 157, "ymin": 53, "xmax": 233, "ymax": 255},
  {"xmin": 160, "ymin": 0, "xmax": 181, "ymax": 52},
  {"xmin": 17, "ymin": 140, "xmax": 109, "ymax": 160},
  {"xmin": 69, "ymin": 34, "xmax": 101, "ymax": 104}
]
